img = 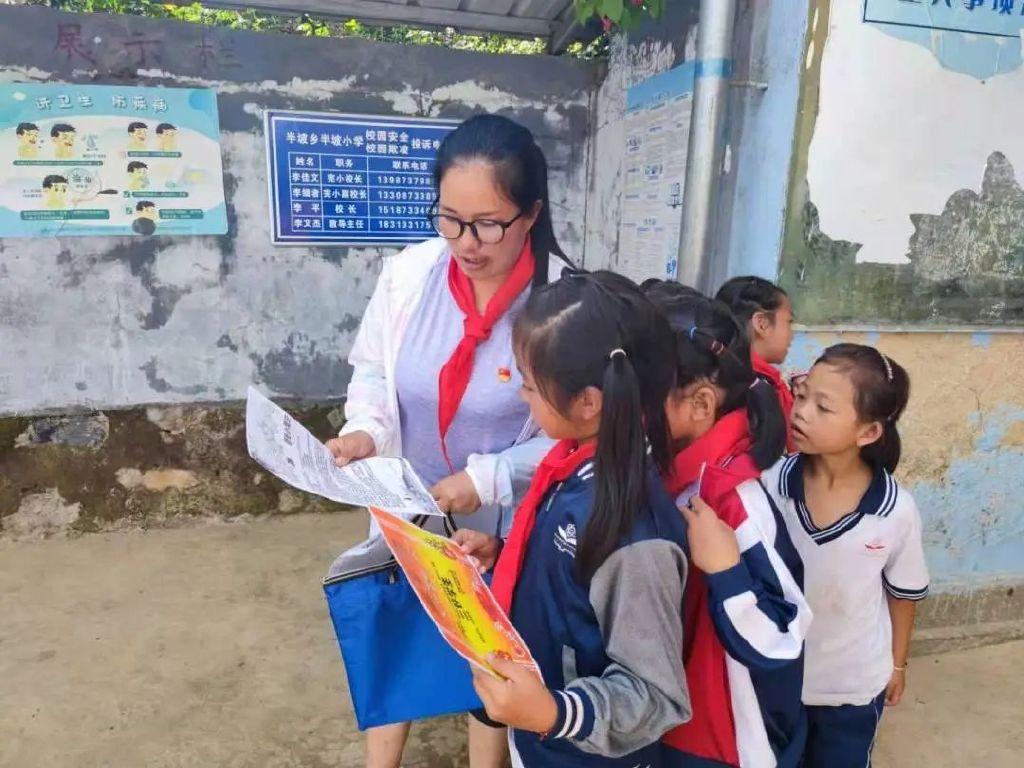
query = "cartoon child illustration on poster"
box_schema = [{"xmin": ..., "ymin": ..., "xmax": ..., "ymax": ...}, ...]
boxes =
[
  {"xmin": 16, "ymin": 122, "xmax": 40, "ymax": 158},
  {"xmin": 41, "ymin": 175, "xmax": 69, "ymax": 209},
  {"xmin": 132, "ymin": 201, "xmax": 157, "ymax": 235},
  {"xmin": 127, "ymin": 161, "xmax": 150, "ymax": 191},
  {"xmin": 155, "ymin": 123, "xmax": 177, "ymax": 152},
  {"xmin": 127, "ymin": 121, "xmax": 148, "ymax": 150},
  {"xmin": 50, "ymin": 123, "xmax": 76, "ymax": 159}
]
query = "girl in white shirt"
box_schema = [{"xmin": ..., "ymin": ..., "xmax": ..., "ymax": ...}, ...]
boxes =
[{"xmin": 763, "ymin": 344, "xmax": 929, "ymax": 768}]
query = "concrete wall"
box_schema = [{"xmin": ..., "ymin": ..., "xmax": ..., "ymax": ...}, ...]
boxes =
[
  {"xmin": 587, "ymin": 0, "xmax": 1024, "ymax": 642},
  {"xmin": 0, "ymin": 5, "xmax": 597, "ymax": 534},
  {"xmin": 781, "ymin": 0, "xmax": 1024, "ymax": 325},
  {"xmin": 582, "ymin": 0, "xmax": 698, "ymax": 272},
  {"xmin": 774, "ymin": 0, "xmax": 1024, "ymax": 644},
  {"xmin": 581, "ymin": 0, "xmax": 809, "ymax": 288},
  {"xmin": 0, "ymin": 5, "xmax": 598, "ymax": 415}
]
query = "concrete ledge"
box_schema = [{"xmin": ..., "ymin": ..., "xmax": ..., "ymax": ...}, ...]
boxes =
[
  {"xmin": 912, "ymin": 580, "xmax": 1024, "ymax": 655},
  {"xmin": 0, "ymin": 402, "xmax": 348, "ymax": 538},
  {"xmin": 913, "ymin": 619, "xmax": 1024, "ymax": 656}
]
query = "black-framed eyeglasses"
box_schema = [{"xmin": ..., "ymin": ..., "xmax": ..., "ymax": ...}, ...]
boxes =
[{"xmin": 427, "ymin": 204, "xmax": 523, "ymax": 245}]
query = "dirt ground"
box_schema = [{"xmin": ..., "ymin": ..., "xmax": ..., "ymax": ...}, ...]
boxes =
[{"xmin": 2, "ymin": 512, "xmax": 1021, "ymax": 768}]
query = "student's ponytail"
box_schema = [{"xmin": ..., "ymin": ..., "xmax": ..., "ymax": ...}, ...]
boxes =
[
  {"xmin": 513, "ymin": 270, "xmax": 676, "ymax": 579},
  {"xmin": 815, "ymin": 344, "xmax": 910, "ymax": 473},
  {"xmin": 580, "ymin": 350, "xmax": 648, "ymax": 579},
  {"xmin": 643, "ymin": 280, "xmax": 787, "ymax": 470},
  {"xmin": 746, "ymin": 377, "xmax": 789, "ymax": 469}
]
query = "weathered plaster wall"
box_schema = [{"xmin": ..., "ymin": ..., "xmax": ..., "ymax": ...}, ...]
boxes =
[
  {"xmin": 781, "ymin": 0, "xmax": 1024, "ymax": 325},
  {"xmin": 784, "ymin": 330, "xmax": 1024, "ymax": 645},
  {"xmin": 583, "ymin": 0, "xmax": 808, "ymax": 288},
  {"xmin": 582, "ymin": 1, "xmax": 698, "ymax": 272},
  {"xmin": 0, "ymin": 6, "xmax": 597, "ymax": 533},
  {"xmin": 0, "ymin": 5, "xmax": 598, "ymax": 415},
  {"xmin": 735, "ymin": 0, "xmax": 1024, "ymax": 640}
]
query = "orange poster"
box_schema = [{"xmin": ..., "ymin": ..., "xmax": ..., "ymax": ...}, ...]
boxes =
[{"xmin": 369, "ymin": 506, "xmax": 541, "ymax": 681}]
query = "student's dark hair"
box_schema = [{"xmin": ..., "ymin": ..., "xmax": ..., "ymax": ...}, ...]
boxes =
[
  {"xmin": 42, "ymin": 174, "xmax": 67, "ymax": 188},
  {"xmin": 50, "ymin": 123, "xmax": 75, "ymax": 137},
  {"xmin": 815, "ymin": 344, "xmax": 910, "ymax": 473},
  {"xmin": 128, "ymin": 161, "xmax": 148, "ymax": 172},
  {"xmin": 155, "ymin": 123, "xmax": 176, "ymax": 133},
  {"xmin": 643, "ymin": 279, "xmax": 786, "ymax": 470},
  {"xmin": 514, "ymin": 270, "xmax": 676, "ymax": 578},
  {"xmin": 433, "ymin": 114, "xmax": 571, "ymax": 288},
  {"xmin": 128, "ymin": 122, "xmax": 147, "ymax": 133},
  {"xmin": 136, "ymin": 200, "xmax": 154, "ymax": 211},
  {"xmin": 715, "ymin": 275, "xmax": 789, "ymax": 328},
  {"xmin": 17, "ymin": 122, "xmax": 39, "ymax": 134}
]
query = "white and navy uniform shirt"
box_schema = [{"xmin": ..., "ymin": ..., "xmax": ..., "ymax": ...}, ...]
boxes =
[
  {"xmin": 670, "ymin": 474, "xmax": 811, "ymax": 768},
  {"xmin": 508, "ymin": 460, "xmax": 691, "ymax": 768},
  {"xmin": 763, "ymin": 455, "xmax": 929, "ymax": 707}
]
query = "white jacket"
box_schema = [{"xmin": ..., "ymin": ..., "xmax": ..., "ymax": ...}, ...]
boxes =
[{"xmin": 339, "ymin": 237, "xmax": 558, "ymax": 530}]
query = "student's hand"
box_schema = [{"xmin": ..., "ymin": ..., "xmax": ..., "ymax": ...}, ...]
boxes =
[
  {"xmin": 472, "ymin": 654, "xmax": 558, "ymax": 734},
  {"xmin": 453, "ymin": 529, "xmax": 502, "ymax": 573},
  {"xmin": 680, "ymin": 496, "xmax": 741, "ymax": 574},
  {"xmin": 430, "ymin": 470, "xmax": 482, "ymax": 515},
  {"xmin": 885, "ymin": 668, "xmax": 906, "ymax": 706},
  {"xmin": 324, "ymin": 431, "xmax": 376, "ymax": 468}
]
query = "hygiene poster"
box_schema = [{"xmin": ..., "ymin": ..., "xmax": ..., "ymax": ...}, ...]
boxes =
[
  {"xmin": 368, "ymin": 506, "xmax": 541, "ymax": 680},
  {"xmin": 0, "ymin": 83, "xmax": 227, "ymax": 237},
  {"xmin": 618, "ymin": 62, "xmax": 695, "ymax": 283}
]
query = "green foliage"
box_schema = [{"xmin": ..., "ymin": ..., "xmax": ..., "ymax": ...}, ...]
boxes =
[
  {"xmin": 574, "ymin": 0, "xmax": 662, "ymax": 30},
  {"xmin": 30, "ymin": 1, "xmax": 604, "ymax": 58}
]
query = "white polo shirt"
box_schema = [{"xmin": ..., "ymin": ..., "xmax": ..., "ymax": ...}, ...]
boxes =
[{"xmin": 763, "ymin": 454, "xmax": 929, "ymax": 707}]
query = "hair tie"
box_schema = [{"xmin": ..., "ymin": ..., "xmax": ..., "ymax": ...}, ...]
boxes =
[
  {"xmin": 879, "ymin": 351, "xmax": 894, "ymax": 383},
  {"xmin": 749, "ymin": 377, "xmax": 761, "ymax": 391},
  {"xmin": 688, "ymin": 326, "xmax": 726, "ymax": 356},
  {"xmin": 609, "ymin": 348, "xmax": 627, "ymax": 361}
]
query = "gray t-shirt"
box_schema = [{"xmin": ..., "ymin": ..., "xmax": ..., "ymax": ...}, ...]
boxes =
[{"xmin": 394, "ymin": 255, "xmax": 532, "ymax": 530}]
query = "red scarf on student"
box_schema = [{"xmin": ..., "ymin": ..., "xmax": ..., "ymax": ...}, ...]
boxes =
[
  {"xmin": 666, "ymin": 408, "xmax": 753, "ymax": 497},
  {"xmin": 437, "ymin": 237, "xmax": 534, "ymax": 470},
  {"xmin": 491, "ymin": 439, "xmax": 597, "ymax": 614},
  {"xmin": 752, "ymin": 351, "xmax": 795, "ymax": 452},
  {"xmin": 662, "ymin": 409, "xmax": 760, "ymax": 766}
]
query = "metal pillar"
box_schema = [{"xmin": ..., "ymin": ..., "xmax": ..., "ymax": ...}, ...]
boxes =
[{"xmin": 676, "ymin": 0, "xmax": 738, "ymax": 292}]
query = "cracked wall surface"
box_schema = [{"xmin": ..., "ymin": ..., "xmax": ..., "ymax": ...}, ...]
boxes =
[
  {"xmin": 775, "ymin": 1, "xmax": 1024, "ymax": 624},
  {"xmin": 0, "ymin": 5, "xmax": 598, "ymax": 415},
  {"xmin": 781, "ymin": 0, "xmax": 1024, "ymax": 325}
]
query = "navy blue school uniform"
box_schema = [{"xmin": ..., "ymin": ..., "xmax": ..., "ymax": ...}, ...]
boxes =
[{"xmin": 507, "ymin": 458, "xmax": 691, "ymax": 768}]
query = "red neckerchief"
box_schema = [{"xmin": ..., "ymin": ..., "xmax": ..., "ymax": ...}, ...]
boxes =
[
  {"xmin": 437, "ymin": 236, "xmax": 534, "ymax": 470},
  {"xmin": 661, "ymin": 409, "xmax": 759, "ymax": 765},
  {"xmin": 491, "ymin": 439, "xmax": 597, "ymax": 614},
  {"xmin": 666, "ymin": 408, "xmax": 753, "ymax": 497},
  {"xmin": 752, "ymin": 352, "xmax": 795, "ymax": 452}
]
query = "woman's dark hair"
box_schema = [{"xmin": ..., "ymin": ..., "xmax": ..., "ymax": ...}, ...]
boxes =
[
  {"xmin": 514, "ymin": 270, "xmax": 675, "ymax": 578},
  {"xmin": 815, "ymin": 344, "xmax": 910, "ymax": 473},
  {"xmin": 434, "ymin": 114, "xmax": 570, "ymax": 287},
  {"xmin": 715, "ymin": 275, "xmax": 789, "ymax": 329},
  {"xmin": 642, "ymin": 279, "xmax": 786, "ymax": 470}
]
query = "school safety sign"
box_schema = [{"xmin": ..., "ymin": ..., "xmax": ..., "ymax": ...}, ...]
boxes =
[
  {"xmin": 0, "ymin": 83, "xmax": 227, "ymax": 237},
  {"xmin": 264, "ymin": 109, "xmax": 458, "ymax": 246}
]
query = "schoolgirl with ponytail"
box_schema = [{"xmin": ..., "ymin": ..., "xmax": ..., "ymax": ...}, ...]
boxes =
[
  {"xmin": 455, "ymin": 271, "xmax": 692, "ymax": 768},
  {"xmin": 763, "ymin": 344, "xmax": 929, "ymax": 768},
  {"xmin": 642, "ymin": 280, "xmax": 812, "ymax": 768}
]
